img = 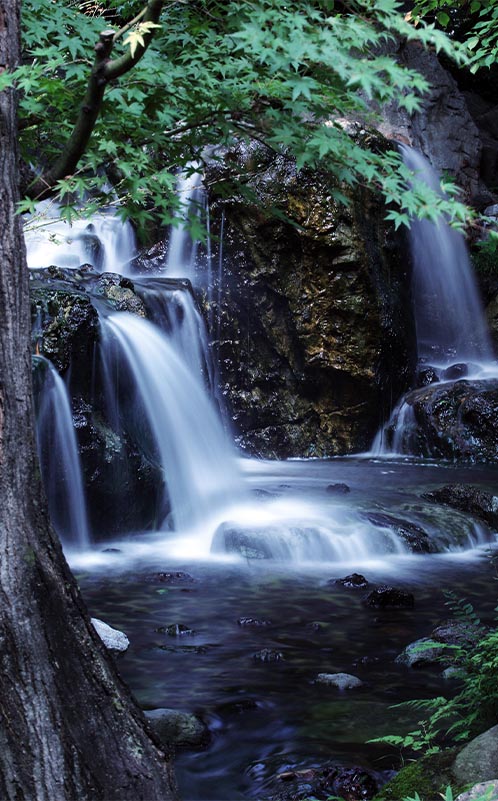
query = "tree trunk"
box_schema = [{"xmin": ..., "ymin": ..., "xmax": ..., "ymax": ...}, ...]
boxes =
[{"xmin": 0, "ymin": 5, "xmax": 178, "ymax": 799}]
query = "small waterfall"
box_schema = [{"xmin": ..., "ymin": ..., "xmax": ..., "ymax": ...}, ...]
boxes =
[
  {"xmin": 25, "ymin": 200, "xmax": 136, "ymax": 273},
  {"xmin": 373, "ymin": 147, "xmax": 495, "ymax": 456},
  {"xmin": 165, "ymin": 166, "xmax": 204, "ymax": 278},
  {"xmin": 33, "ymin": 356, "xmax": 90, "ymax": 548},
  {"xmin": 100, "ymin": 313, "xmax": 242, "ymax": 532},
  {"xmin": 401, "ymin": 145, "xmax": 492, "ymax": 367},
  {"xmin": 133, "ymin": 279, "xmax": 216, "ymax": 392}
]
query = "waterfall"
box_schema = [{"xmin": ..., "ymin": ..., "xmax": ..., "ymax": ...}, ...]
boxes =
[
  {"xmin": 401, "ymin": 145, "xmax": 492, "ymax": 367},
  {"xmin": 165, "ymin": 166, "xmax": 204, "ymax": 278},
  {"xmin": 100, "ymin": 313, "xmax": 242, "ymax": 532},
  {"xmin": 372, "ymin": 147, "xmax": 495, "ymax": 456},
  {"xmin": 33, "ymin": 356, "xmax": 90, "ymax": 548},
  {"xmin": 25, "ymin": 200, "xmax": 136, "ymax": 274}
]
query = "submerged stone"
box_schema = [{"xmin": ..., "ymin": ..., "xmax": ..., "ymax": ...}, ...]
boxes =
[
  {"xmin": 326, "ymin": 483, "xmax": 351, "ymax": 495},
  {"xmin": 333, "ymin": 573, "xmax": 369, "ymax": 588},
  {"xmin": 314, "ymin": 672, "xmax": 363, "ymax": 689},
  {"xmin": 238, "ymin": 617, "xmax": 272, "ymax": 627},
  {"xmin": 365, "ymin": 512, "xmax": 435, "ymax": 553},
  {"xmin": 253, "ymin": 648, "xmax": 284, "ymax": 663}
]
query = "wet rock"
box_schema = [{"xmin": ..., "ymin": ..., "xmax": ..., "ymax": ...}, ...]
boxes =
[
  {"xmin": 456, "ymin": 780, "xmax": 498, "ymax": 801},
  {"xmin": 238, "ymin": 617, "xmax": 272, "ymax": 627},
  {"xmin": 333, "ymin": 573, "xmax": 369, "ymax": 589},
  {"xmin": 395, "ymin": 638, "xmax": 447, "ymax": 668},
  {"xmin": 148, "ymin": 571, "xmax": 194, "ymax": 583},
  {"xmin": 272, "ymin": 762, "xmax": 381, "ymax": 801},
  {"xmin": 31, "ymin": 284, "xmax": 99, "ymax": 375},
  {"xmin": 326, "ymin": 483, "xmax": 351, "ymax": 495},
  {"xmin": 95, "ymin": 273, "xmax": 147, "ymax": 316},
  {"xmin": 314, "ymin": 672, "xmax": 363, "ymax": 689},
  {"xmin": 91, "ymin": 618, "xmax": 129, "ymax": 653},
  {"xmin": 253, "ymin": 649, "xmax": 284, "ymax": 663},
  {"xmin": 333, "ymin": 767, "xmax": 379, "ymax": 800},
  {"xmin": 443, "ymin": 363, "xmax": 469, "ymax": 380},
  {"xmin": 212, "ymin": 522, "xmax": 332, "ymax": 560},
  {"xmin": 157, "ymin": 624, "xmax": 195, "ymax": 637},
  {"xmin": 144, "ymin": 708, "xmax": 210, "ymax": 749},
  {"xmin": 385, "ymin": 379, "xmax": 498, "ymax": 462},
  {"xmin": 363, "ymin": 585, "xmax": 415, "ymax": 609},
  {"xmin": 207, "ymin": 141, "xmax": 414, "ymax": 459},
  {"xmin": 365, "ymin": 512, "xmax": 435, "ymax": 553},
  {"xmin": 423, "ymin": 484, "xmax": 498, "ymax": 530},
  {"xmin": 353, "ymin": 655, "xmax": 380, "ymax": 668},
  {"xmin": 102, "ymin": 547, "xmax": 122, "ymax": 553},
  {"xmin": 212, "ymin": 524, "xmax": 272, "ymax": 559},
  {"xmin": 415, "ymin": 366, "xmax": 440, "ymax": 387}
]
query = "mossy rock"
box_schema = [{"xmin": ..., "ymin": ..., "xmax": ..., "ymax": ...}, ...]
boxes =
[{"xmin": 372, "ymin": 749, "xmax": 461, "ymax": 801}]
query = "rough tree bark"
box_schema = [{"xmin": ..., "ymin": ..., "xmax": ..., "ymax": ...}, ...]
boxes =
[{"xmin": 0, "ymin": 4, "xmax": 177, "ymax": 799}]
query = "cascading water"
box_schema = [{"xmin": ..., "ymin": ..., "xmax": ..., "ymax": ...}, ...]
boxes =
[
  {"xmin": 99, "ymin": 312, "xmax": 242, "ymax": 533},
  {"xmin": 25, "ymin": 200, "xmax": 136, "ymax": 274},
  {"xmin": 373, "ymin": 146, "xmax": 496, "ymax": 455},
  {"xmin": 133, "ymin": 278, "xmax": 216, "ymax": 392},
  {"xmin": 400, "ymin": 145, "xmax": 492, "ymax": 368},
  {"xmin": 165, "ymin": 166, "xmax": 204, "ymax": 278},
  {"xmin": 33, "ymin": 356, "xmax": 90, "ymax": 548}
]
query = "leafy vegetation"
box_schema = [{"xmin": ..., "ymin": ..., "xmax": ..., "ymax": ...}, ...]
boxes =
[
  {"xmin": 9, "ymin": 0, "xmax": 481, "ymax": 231},
  {"xmin": 370, "ymin": 593, "xmax": 498, "ymax": 758}
]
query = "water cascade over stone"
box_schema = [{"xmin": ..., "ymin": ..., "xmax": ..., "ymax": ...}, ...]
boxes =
[
  {"xmin": 100, "ymin": 312, "xmax": 242, "ymax": 532},
  {"xmin": 33, "ymin": 356, "xmax": 90, "ymax": 548},
  {"xmin": 25, "ymin": 201, "xmax": 136, "ymax": 274},
  {"xmin": 400, "ymin": 145, "xmax": 492, "ymax": 367},
  {"xmin": 373, "ymin": 147, "xmax": 496, "ymax": 455},
  {"xmin": 165, "ymin": 166, "xmax": 204, "ymax": 278}
]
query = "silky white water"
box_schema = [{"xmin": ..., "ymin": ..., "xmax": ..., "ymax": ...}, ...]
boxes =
[
  {"xmin": 401, "ymin": 145, "xmax": 493, "ymax": 368},
  {"xmin": 25, "ymin": 200, "xmax": 136, "ymax": 273},
  {"xmin": 34, "ymin": 356, "xmax": 90, "ymax": 548},
  {"xmin": 100, "ymin": 313, "xmax": 242, "ymax": 532}
]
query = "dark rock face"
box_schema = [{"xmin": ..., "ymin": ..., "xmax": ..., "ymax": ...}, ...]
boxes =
[
  {"xmin": 144, "ymin": 708, "xmax": 210, "ymax": 750},
  {"xmin": 207, "ymin": 143, "xmax": 415, "ymax": 458},
  {"xmin": 384, "ymin": 379, "xmax": 498, "ymax": 461},
  {"xmin": 363, "ymin": 586, "xmax": 415, "ymax": 609},
  {"xmin": 423, "ymin": 484, "xmax": 498, "ymax": 529}
]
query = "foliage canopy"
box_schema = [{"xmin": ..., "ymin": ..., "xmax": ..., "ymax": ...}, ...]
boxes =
[{"xmin": 9, "ymin": 0, "xmax": 489, "ymax": 229}]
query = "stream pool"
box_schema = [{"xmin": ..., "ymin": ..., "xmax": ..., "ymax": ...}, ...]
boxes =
[{"xmin": 73, "ymin": 457, "xmax": 498, "ymax": 800}]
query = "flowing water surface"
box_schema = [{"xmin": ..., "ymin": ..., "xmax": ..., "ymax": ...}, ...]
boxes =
[{"xmin": 74, "ymin": 457, "xmax": 498, "ymax": 801}]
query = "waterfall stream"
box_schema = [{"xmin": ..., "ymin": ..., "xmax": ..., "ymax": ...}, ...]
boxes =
[
  {"xmin": 373, "ymin": 147, "xmax": 497, "ymax": 455},
  {"xmin": 33, "ymin": 356, "xmax": 90, "ymax": 548}
]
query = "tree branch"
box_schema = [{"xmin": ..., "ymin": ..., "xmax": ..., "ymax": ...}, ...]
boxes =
[{"xmin": 26, "ymin": 0, "xmax": 164, "ymax": 200}]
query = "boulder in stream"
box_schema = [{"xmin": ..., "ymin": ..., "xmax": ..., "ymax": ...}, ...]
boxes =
[
  {"xmin": 423, "ymin": 484, "xmax": 498, "ymax": 530},
  {"xmin": 314, "ymin": 672, "xmax": 363, "ymax": 690},
  {"xmin": 144, "ymin": 708, "xmax": 210, "ymax": 749},
  {"xmin": 363, "ymin": 586, "xmax": 415, "ymax": 609}
]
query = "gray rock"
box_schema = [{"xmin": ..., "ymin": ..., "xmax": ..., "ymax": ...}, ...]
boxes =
[
  {"xmin": 484, "ymin": 205, "xmax": 498, "ymax": 218},
  {"xmin": 91, "ymin": 618, "xmax": 129, "ymax": 653},
  {"xmin": 145, "ymin": 708, "xmax": 209, "ymax": 749},
  {"xmin": 453, "ymin": 726, "xmax": 498, "ymax": 786},
  {"xmin": 456, "ymin": 780, "xmax": 498, "ymax": 801},
  {"xmin": 315, "ymin": 672, "xmax": 363, "ymax": 690},
  {"xmin": 395, "ymin": 638, "xmax": 446, "ymax": 668}
]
